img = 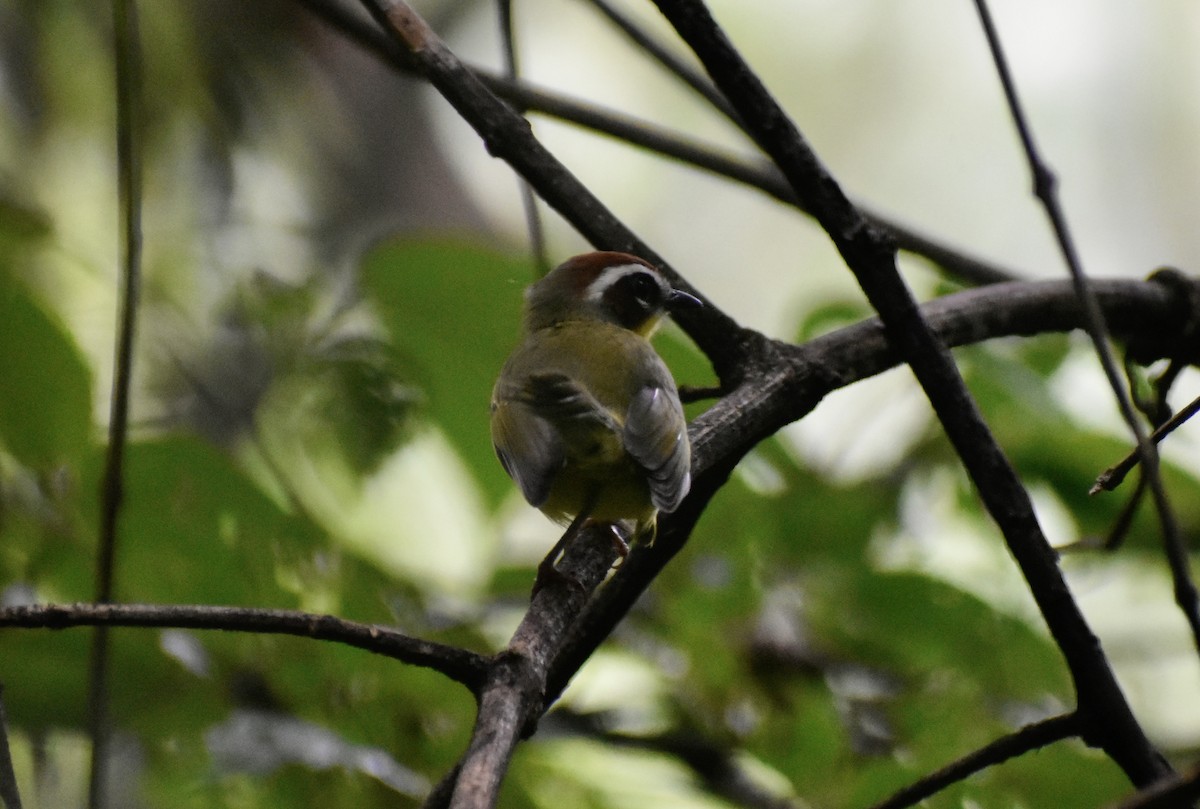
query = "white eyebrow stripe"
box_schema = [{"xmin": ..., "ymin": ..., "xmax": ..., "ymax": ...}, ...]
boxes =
[{"xmin": 584, "ymin": 264, "xmax": 654, "ymax": 302}]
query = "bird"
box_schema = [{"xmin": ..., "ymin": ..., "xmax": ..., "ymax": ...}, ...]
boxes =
[{"xmin": 490, "ymin": 251, "xmax": 699, "ymax": 590}]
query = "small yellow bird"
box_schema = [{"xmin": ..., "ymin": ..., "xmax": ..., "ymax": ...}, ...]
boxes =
[{"xmin": 491, "ymin": 251, "xmax": 698, "ymax": 586}]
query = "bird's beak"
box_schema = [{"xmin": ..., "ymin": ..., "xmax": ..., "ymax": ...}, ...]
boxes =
[{"xmin": 666, "ymin": 288, "xmax": 703, "ymax": 311}]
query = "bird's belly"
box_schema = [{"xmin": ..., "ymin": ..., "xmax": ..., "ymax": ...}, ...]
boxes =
[{"xmin": 539, "ymin": 452, "xmax": 655, "ymax": 526}]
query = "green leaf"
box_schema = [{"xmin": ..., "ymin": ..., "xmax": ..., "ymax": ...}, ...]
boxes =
[
  {"xmin": 0, "ymin": 273, "xmax": 92, "ymax": 466},
  {"xmin": 360, "ymin": 239, "xmax": 530, "ymax": 507}
]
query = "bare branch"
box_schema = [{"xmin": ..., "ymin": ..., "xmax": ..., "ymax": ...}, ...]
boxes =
[
  {"xmin": 1093, "ymin": 393, "xmax": 1200, "ymax": 494},
  {"xmin": 578, "ymin": 0, "xmax": 742, "ymax": 125},
  {"xmin": 866, "ymin": 713, "xmax": 1081, "ymax": 809},
  {"xmin": 1106, "ymin": 761, "xmax": 1200, "ymax": 809},
  {"xmin": 0, "ymin": 602, "xmax": 488, "ymax": 693},
  {"xmin": 429, "ymin": 525, "xmax": 620, "ymax": 809},
  {"xmin": 549, "ymin": 275, "xmax": 1193, "ymax": 703}
]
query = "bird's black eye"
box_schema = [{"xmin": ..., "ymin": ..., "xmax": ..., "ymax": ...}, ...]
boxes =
[
  {"xmin": 604, "ymin": 270, "xmax": 666, "ymax": 330},
  {"xmin": 624, "ymin": 272, "xmax": 661, "ymax": 305}
]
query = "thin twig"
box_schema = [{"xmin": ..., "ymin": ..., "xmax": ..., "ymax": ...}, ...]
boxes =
[
  {"xmin": 89, "ymin": 2, "xmax": 142, "ymax": 806},
  {"xmin": 0, "ymin": 686, "xmax": 23, "ymax": 809},
  {"xmin": 496, "ymin": 0, "xmax": 548, "ymax": 275},
  {"xmin": 866, "ymin": 713, "xmax": 1081, "ymax": 809},
  {"xmin": 579, "ymin": 0, "xmax": 742, "ymax": 125},
  {"xmin": 1093, "ymin": 394, "xmax": 1200, "ymax": 494},
  {"xmin": 0, "ymin": 603, "xmax": 489, "ymax": 692},
  {"xmin": 972, "ymin": 0, "xmax": 1200, "ymax": 658}
]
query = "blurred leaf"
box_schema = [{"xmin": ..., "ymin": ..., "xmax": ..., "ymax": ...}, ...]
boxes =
[
  {"xmin": 298, "ymin": 335, "xmax": 421, "ymax": 476},
  {"xmin": 0, "ymin": 272, "xmax": 92, "ymax": 466},
  {"xmin": 81, "ymin": 435, "xmax": 327, "ymax": 608},
  {"xmin": 808, "ymin": 569, "xmax": 1068, "ymax": 700},
  {"xmin": 796, "ymin": 298, "xmax": 874, "ymax": 343},
  {"xmin": 361, "ymin": 239, "xmax": 529, "ymax": 507}
]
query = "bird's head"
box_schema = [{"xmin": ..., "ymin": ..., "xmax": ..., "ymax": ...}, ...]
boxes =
[{"xmin": 524, "ymin": 251, "xmax": 700, "ymax": 337}]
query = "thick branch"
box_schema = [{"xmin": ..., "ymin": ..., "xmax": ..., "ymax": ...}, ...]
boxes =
[{"xmin": 429, "ymin": 525, "xmax": 620, "ymax": 809}]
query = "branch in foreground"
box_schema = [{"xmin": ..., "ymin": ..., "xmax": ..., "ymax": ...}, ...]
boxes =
[
  {"xmin": 650, "ymin": 0, "xmax": 1170, "ymax": 787},
  {"xmin": 0, "ymin": 602, "xmax": 488, "ymax": 693},
  {"xmin": 867, "ymin": 713, "xmax": 1080, "ymax": 809}
]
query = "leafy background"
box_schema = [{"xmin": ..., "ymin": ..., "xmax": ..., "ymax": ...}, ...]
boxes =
[{"xmin": 1, "ymin": 2, "xmax": 1199, "ymax": 807}]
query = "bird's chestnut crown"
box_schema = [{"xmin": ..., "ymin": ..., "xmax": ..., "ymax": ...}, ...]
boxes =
[{"xmin": 524, "ymin": 251, "xmax": 699, "ymax": 335}]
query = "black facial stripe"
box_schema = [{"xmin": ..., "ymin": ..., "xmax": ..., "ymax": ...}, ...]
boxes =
[{"xmin": 602, "ymin": 270, "xmax": 667, "ymax": 330}]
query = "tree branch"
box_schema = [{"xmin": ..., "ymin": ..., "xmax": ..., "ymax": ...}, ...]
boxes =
[
  {"xmin": 1108, "ymin": 761, "xmax": 1200, "ymax": 809},
  {"xmin": 428, "ymin": 524, "xmax": 620, "ymax": 809},
  {"xmin": 356, "ymin": 0, "xmax": 750, "ymax": 381},
  {"xmin": 1093, "ymin": 393, "xmax": 1200, "ymax": 493},
  {"xmin": 0, "ymin": 602, "xmax": 488, "ymax": 693},
  {"xmin": 866, "ymin": 713, "xmax": 1081, "ymax": 809},
  {"xmin": 548, "ymin": 275, "xmax": 1192, "ymax": 703},
  {"xmin": 648, "ymin": 0, "xmax": 1171, "ymax": 786}
]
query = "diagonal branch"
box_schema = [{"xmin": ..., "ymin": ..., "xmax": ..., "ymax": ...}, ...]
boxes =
[
  {"xmin": 646, "ymin": 0, "xmax": 1170, "ymax": 787},
  {"xmin": 357, "ymin": 0, "xmax": 749, "ymax": 380},
  {"xmin": 866, "ymin": 713, "xmax": 1081, "ymax": 809},
  {"xmin": 578, "ymin": 0, "xmax": 743, "ymax": 125},
  {"xmin": 1094, "ymin": 393, "xmax": 1200, "ymax": 494},
  {"xmin": 426, "ymin": 525, "xmax": 620, "ymax": 809}
]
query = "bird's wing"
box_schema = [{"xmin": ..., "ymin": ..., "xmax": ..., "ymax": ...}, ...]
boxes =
[
  {"xmin": 521, "ymin": 373, "xmax": 621, "ymax": 433},
  {"xmin": 490, "ymin": 399, "xmax": 562, "ymax": 509},
  {"xmin": 491, "ymin": 372, "xmax": 621, "ymax": 508},
  {"xmin": 622, "ymin": 385, "xmax": 691, "ymax": 513}
]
